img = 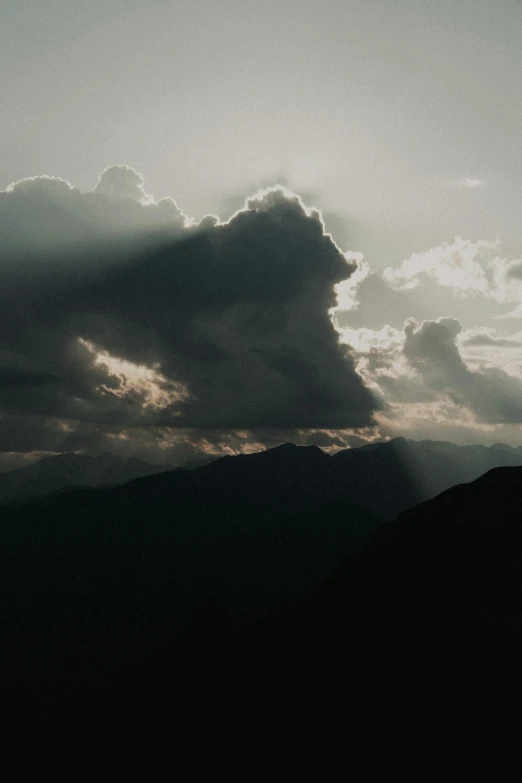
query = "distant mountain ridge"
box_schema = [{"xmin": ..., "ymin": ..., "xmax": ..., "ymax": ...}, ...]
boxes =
[
  {"xmin": 3, "ymin": 437, "xmax": 522, "ymax": 513},
  {"xmin": 331, "ymin": 436, "xmax": 522, "ymax": 518},
  {"xmin": 0, "ymin": 451, "xmax": 172, "ymax": 503}
]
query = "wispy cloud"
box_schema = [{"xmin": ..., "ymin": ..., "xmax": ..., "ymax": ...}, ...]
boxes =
[{"xmin": 458, "ymin": 177, "xmax": 486, "ymax": 188}]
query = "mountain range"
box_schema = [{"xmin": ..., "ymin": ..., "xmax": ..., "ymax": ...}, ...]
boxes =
[
  {"xmin": 5, "ymin": 436, "xmax": 522, "ymax": 516},
  {"xmin": 4, "ymin": 437, "xmax": 522, "ymax": 673},
  {"xmin": 5, "ymin": 439, "xmax": 522, "ymax": 778},
  {"xmin": 7, "ymin": 458, "xmax": 522, "ymax": 779},
  {"xmin": 330, "ymin": 436, "xmax": 522, "ymax": 518},
  {"xmin": 0, "ymin": 451, "xmax": 171, "ymax": 503}
]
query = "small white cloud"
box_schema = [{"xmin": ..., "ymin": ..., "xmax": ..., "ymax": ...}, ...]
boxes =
[
  {"xmin": 381, "ymin": 237, "xmax": 522, "ymax": 314},
  {"xmin": 382, "ymin": 236, "xmax": 497, "ymax": 296},
  {"xmin": 459, "ymin": 177, "xmax": 486, "ymax": 188}
]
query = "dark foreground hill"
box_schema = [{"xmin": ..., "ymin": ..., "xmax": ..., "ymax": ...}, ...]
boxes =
[
  {"xmin": 12, "ymin": 433, "xmax": 514, "ymax": 678},
  {"xmin": 0, "ymin": 444, "xmax": 382, "ymax": 761},
  {"xmin": 0, "ymin": 444, "xmax": 380, "ymax": 641},
  {"xmin": 4, "ymin": 441, "xmax": 522, "ymax": 778},
  {"xmin": 12, "ymin": 463, "xmax": 522, "ymax": 781}
]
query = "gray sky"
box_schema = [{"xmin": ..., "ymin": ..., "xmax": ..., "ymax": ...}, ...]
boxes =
[
  {"xmin": 2, "ymin": 0, "xmax": 522, "ymax": 463},
  {"xmin": 3, "ymin": 0, "xmax": 522, "ymax": 259}
]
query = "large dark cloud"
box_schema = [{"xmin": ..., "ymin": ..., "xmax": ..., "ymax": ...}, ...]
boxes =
[{"xmin": 0, "ymin": 172, "xmax": 377, "ymax": 457}]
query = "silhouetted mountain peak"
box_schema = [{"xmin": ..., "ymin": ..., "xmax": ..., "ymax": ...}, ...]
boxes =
[
  {"xmin": 253, "ymin": 442, "xmax": 327, "ymax": 461},
  {"xmin": 198, "ymin": 442, "xmax": 329, "ymax": 477}
]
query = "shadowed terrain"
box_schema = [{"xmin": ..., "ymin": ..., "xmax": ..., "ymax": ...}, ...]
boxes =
[
  {"xmin": 4, "ymin": 442, "xmax": 522, "ymax": 778},
  {"xmin": 8, "ymin": 462, "xmax": 522, "ymax": 779}
]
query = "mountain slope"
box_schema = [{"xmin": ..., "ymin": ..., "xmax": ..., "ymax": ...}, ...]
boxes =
[
  {"xmin": 0, "ymin": 444, "xmax": 380, "ymax": 667},
  {"xmin": 333, "ymin": 436, "xmax": 522, "ymax": 518},
  {"xmin": 40, "ymin": 464, "xmax": 522, "ymax": 782},
  {"xmin": 3, "ymin": 438, "xmax": 522, "ymax": 675},
  {"xmin": 6, "ymin": 444, "xmax": 522, "ymax": 779}
]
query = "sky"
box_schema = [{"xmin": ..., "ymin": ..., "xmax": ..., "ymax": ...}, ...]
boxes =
[{"xmin": 1, "ymin": 0, "xmax": 522, "ymax": 468}]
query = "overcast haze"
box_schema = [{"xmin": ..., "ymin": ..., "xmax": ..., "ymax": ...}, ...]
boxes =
[{"xmin": 2, "ymin": 0, "xmax": 522, "ymax": 468}]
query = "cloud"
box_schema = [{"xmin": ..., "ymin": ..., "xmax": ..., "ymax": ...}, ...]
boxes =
[
  {"xmin": 403, "ymin": 317, "xmax": 522, "ymax": 424},
  {"xmin": 0, "ymin": 171, "xmax": 377, "ymax": 457},
  {"xmin": 9, "ymin": 164, "xmax": 522, "ymax": 459},
  {"xmin": 331, "ymin": 257, "xmax": 372, "ymax": 314},
  {"xmin": 505, "ymin": 260, "xmax": 522, "ymax": 281},
  {"xmin": 340, "ymin": 324, "xmax": 439, "ymax": 406},
  {"xmin": 458, "ymin": 177, "xmax": 486, "ymax": 188},
  {"xmin": 459, "ymin": 327, "xmax": 522, "ymax": 349},
  {"xmin": 92, "ymin": 165, "xmax": 152, "ymax": 203},
  {"xmin": 340, "ymin": 318, "xmax": 522, "ymax": 442},
  {"xmin": 382, "ymin": 237, "xmax": 522, "ymax": 319},
  {"xmin": 0, "ymin": 168, "xmax": 188, "ymax": 256},
  {"xmin": 382, "ymin": 237, "xmax": 498, "ymax": 295}
]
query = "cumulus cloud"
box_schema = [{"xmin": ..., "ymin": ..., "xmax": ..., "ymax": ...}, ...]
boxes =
[
  {"xmin": 63, "ymin": 186, "xmax": 377, "ymax": 430},
  {"xmin": 0, "ymin": 170, "xmax": 377, "ymax": 458},
  {"xmin": 331, "ymin": 257, "xmax": 372, "ymax": 314},
  {"xmin": 92, "ymin": 165, "xmax": 152, "ymax": 203},
  {"xmin": 382, "ymin": 237, "xmax": 522, "ymax": 319},
  {"xmin": 382, "ymin": 237, "xmax": 499, "ymax": 295},
  {"xmin": 403, "ymin": 317, "xmax": 522, "ymax": 424},
  {"xmin": 340, "ymin": 324, "xmax": 439, "ymax": 407},
  {"xmin": 7, "ymin": 163, "xmax": 522, "ymax": 461},
  {"xmin": 340, "ymin": 317, "xmax": 522, "ymax": 442},
  {"xmin": 0, "ymin": 167, "xmax": 188, "ymax": 257}
]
